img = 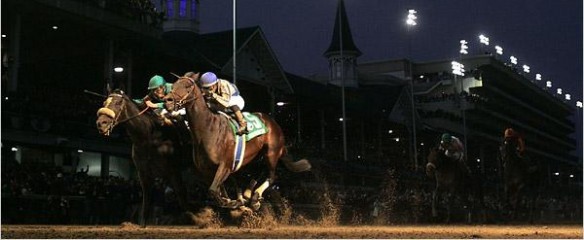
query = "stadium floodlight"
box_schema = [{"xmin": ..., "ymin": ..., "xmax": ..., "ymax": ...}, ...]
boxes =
[
  {"xmin": 495, "ymin": 45, "xmax": 503, "ymax": 55},
  {"xmin": 451, "ymin": 61, "xmax": 465, "ymax": 76},
  {"xmin": 406, "ymin": 9, "xmax": 417, "ymax": 26},
  {"xmin": 113, "ymin": 67, "xmax": 124, "ymax": 73},
  {"xmin": 565, "ymin": 94, "xmax": 571, "ymax": 101},
  {"xmin": 556, "ymin": 88, "xmax": 562, "ymax": 95},
  {"xmin": 460, "ymin": 40, "xmax": 469, "ymax": 55},
  {"xmin": 546, "ymin": 81, "xmax": 552, "ymax": 88},
  {"xmin": 1, "ymin": 34, "xmax": 6, "ymax": 38},
  {"xmin": 535, "ymin": 74, "xmax": 542, "ymax": 81},
  {"xmin": 577, "ymin": 101, "xmax": 583, "ymax": 108},
  {"xmin": 479, "ymin": 34, "xmax": 489, "ymax": 46},
  {"xmin": 522, "ymin": 65, "xmax": 530, "ymax": 73},
  {"xmin": 510, "ymin": 56, "xmax": 518, "ymax": 65},
  {"xmin": 276, "ymin": 102, "xmax": 285, "ymax": 106}
]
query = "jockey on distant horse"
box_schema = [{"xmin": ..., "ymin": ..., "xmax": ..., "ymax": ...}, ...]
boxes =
[
  {"xmin": 503, "ymin": 127, "xmax": 536, "ymax": 172},
  {"xmin": 200, "ymin": 72, "xmax": 248, "ymax": 135},
  {"xmin": 439, "ymin": 133, "xmax": 472, "ymax": 176}
]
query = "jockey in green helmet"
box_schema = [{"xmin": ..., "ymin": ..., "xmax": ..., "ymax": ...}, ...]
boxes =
[
  {"xmin": 439, "ymin": 133, "xmax": 471, "ymax": 176},
  {"xmin": 134, "ymin": 75, "xmax": 174, "ymax": 125}
]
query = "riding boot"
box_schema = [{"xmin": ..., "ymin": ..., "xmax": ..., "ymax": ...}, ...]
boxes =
[{"xmin": 232, "ymin": 106, "xmax": 248, "ymax": 135}]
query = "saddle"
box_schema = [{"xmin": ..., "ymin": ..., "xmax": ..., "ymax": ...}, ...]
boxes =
[{"xmin": 217, "ymin": 111, "xmax": 268, "ymax": 141}]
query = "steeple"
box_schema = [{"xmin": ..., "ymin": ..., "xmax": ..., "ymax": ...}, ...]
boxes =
[
  {"xmin": 324, "ymin": 0, "xmax": 361, "ymax": 88},
  {"xmin": 324, "ymin": 0, "xmax": 362, "ymax": 57}
]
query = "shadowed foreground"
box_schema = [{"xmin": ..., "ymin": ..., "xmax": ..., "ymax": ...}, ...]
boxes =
[{"xmin": 2, "ymin": 225, "xmax": 582, "ymax": 239}]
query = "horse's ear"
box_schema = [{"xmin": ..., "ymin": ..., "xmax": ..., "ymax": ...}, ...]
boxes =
[{"xmin": 106, "ymin": 83, "xmax": 112, "ymax": 94}]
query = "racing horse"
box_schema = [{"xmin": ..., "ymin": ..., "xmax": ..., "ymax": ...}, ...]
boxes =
[
  {"xmin": 96, "ymin": 89, "xmax": 193, "ymax": 227},
  {"xmin": 500, "ymin": 139, "xmax": 539, "ymax": 222},
  {"xmin": 163, "ymin": 73, "xmax": 311, "ymax": 210},
  {"xmin": 426, "ymin": 146, "xmax": 484, "ymax": 223}
]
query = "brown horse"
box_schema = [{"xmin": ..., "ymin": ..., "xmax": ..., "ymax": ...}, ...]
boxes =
[
  {"xmin": 426, "ymin": 146, "xmax": 484, "ymax": 223},
  {"xmin": 96, "ymin": 89, "xmax": 193, "ymax": 227},
  {"xmin": 163, "ymin": 73, "xmax": 311, "ymax": 210},
  {"xmin": 500, "ymin": 139, "xmax": 540, "ymax": 222}
]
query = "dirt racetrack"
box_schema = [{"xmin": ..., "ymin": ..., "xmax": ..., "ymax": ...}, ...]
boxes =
[{"xmin": 2, "ymin": 224, "xmax": 582, "ymax": 239}]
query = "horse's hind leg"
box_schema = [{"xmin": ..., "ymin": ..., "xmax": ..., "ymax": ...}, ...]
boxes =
[
  {"xmin": 250, "ymin": 146, "xmax": 280, "ymax": 210},
  {"xmin": 243, "ymin": 179, "xmax": 258, "ymax": 200}
]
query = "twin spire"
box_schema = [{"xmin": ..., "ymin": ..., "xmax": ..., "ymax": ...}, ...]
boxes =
[
  {"xmin": 323, "ymin": 0, "xmax": 361, "ymax": 58},
  {"xmin": 324, "ymin": 0, "xmax": 361, "ymax": 87}
]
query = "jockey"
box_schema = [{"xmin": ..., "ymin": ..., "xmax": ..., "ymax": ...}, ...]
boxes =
[
  {"xmin": 504, "ymin": 128, "xmax": 525, "ymax": 158},
  {"xmin": 439, "ymin": 133, "xmax": 472, "ymax": 175},
  {"xmin": 200, "ymin": 72, "xmax": 248, "ymax": 135},
  {"xmin": 134, "ymin": 75, "xmax": 174, "ymax": 125}
]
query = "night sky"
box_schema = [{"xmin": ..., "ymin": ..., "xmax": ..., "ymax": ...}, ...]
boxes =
[{"xmin": 198, "ymin": 0, "xmax": 583, "ymax": 159}]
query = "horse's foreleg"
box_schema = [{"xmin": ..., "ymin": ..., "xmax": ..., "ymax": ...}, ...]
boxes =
[
  {"xmin": 209, "ymin": 164, "xmax": 236, "ymax": 208},
  {"xmin": 138, "ymin": 175, "xmax": 154, "ymax": 228},
  {"xmin": 432, "ymin": 188, "xmax": 439, "ymax": 218}
]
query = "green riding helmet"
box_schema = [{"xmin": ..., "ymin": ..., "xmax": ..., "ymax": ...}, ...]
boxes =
[
  {"xmin": 441, "ymin": 133, "xmax": 452, "ymax": 144},
  {"xmin": 148, "ymin": 75, "xmax": 166, "ymax": 90}
]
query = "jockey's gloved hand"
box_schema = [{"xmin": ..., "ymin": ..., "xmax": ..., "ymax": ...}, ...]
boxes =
[{"xmin": 170, "ymin": 108, "xmax": 186, "ymax": 116}]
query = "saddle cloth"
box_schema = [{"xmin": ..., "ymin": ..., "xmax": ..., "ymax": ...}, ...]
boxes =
[{"xmin": 218, "ymin": 111, "xmax": 268, "ymax": 172}]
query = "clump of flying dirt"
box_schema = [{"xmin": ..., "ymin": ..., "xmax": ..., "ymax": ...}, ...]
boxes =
[
  {"xmin": 311, "ymin": 169, "xmax": 341, "ymax": 227},
  {"xmin": 374, "ymin": 168, "xmax": 399, "ymax": 224},
  {"xmin": 119, "ymin": 222, "xmax": 140, "ymax": 229},
  {"xmin": 350, "ymin": 211, "xmax": 363, "ymax": 225},
  {"xmin": 189, "ymin": 207, "xmax": 222, "ymax": 228},
  {"xmin": 276, "ymin": 197, "xmax": 293, "ymax": 225},
  {"xmin": 236, "ymin": 205, "xmax": 279, "ymax": 229},
  {"xmin": 291, "ymin": 213, "xmax": 316, "ymax": 225}
]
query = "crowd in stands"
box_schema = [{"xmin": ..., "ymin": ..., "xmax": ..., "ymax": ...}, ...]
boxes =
[{"xmin": 2, "ymin": 125, "xmax": 581, "ymax": 225}]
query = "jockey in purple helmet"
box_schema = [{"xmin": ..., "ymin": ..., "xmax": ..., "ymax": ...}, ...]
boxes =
[{"xmin": 200, "ymin": 72, "xmax": 248, "ymax": 135}]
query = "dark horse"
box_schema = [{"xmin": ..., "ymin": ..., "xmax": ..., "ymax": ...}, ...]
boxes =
[
  {"xmin": 164, "ymin": 73, "xmax": 311, "ymax": 210},
  {"xmin": 500, "ymin": 139, "xmax": 539, "ymax": 222},
  {"xmin": 96, "ymin": 89, "xmax": 193, "ymax": 227},
  {"xmin": 426, "ymin": 146, "xmax": 484, "ymax": 223}
]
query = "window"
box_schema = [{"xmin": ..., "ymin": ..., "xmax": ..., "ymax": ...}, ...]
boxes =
[
  {"xmin": 179, "ymin": 0, "xmax": 187, "ymax": 17},
  {"xmin": 166, "ymin": 0, "xmax": 174, "ymax": 18},
  {"xmin": 190, "ymin": 0, "xmax": 197, "ymax": 20}
]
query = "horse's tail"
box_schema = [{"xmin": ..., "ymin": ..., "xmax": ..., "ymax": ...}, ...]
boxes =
[{"xmin": 280, "ymin": 150, "xmax": 311, "ymax": 172}]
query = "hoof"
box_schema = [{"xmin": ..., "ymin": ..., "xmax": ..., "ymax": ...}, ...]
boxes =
[
  {"xmin": 223, "ymin": 199, "xmax": 241, "ymax": 209},
  {"xmin": 250, "ymin": 192, "xmax": 263, "ymax": 211}
]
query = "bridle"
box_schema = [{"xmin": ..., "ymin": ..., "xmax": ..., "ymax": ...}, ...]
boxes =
[
  {"xmin": 97, "ymin": 93, "xmax": 149, "ymax": 136},
  {"xmin": 167, "ymin": 77, "xmax": 199, "ymax": 110}
]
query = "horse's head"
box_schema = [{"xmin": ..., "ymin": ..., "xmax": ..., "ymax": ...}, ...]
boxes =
[
  {"xmin": 96, "ymin": 89, "xmax": 127, "ymax": 136},
  {"xmin": 164, "ymin": 72, "xmax": 201, "ymax": 112},
  {"xmin": 426, "ymin": 146, "xmax": 446, "ymax": 177}
]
